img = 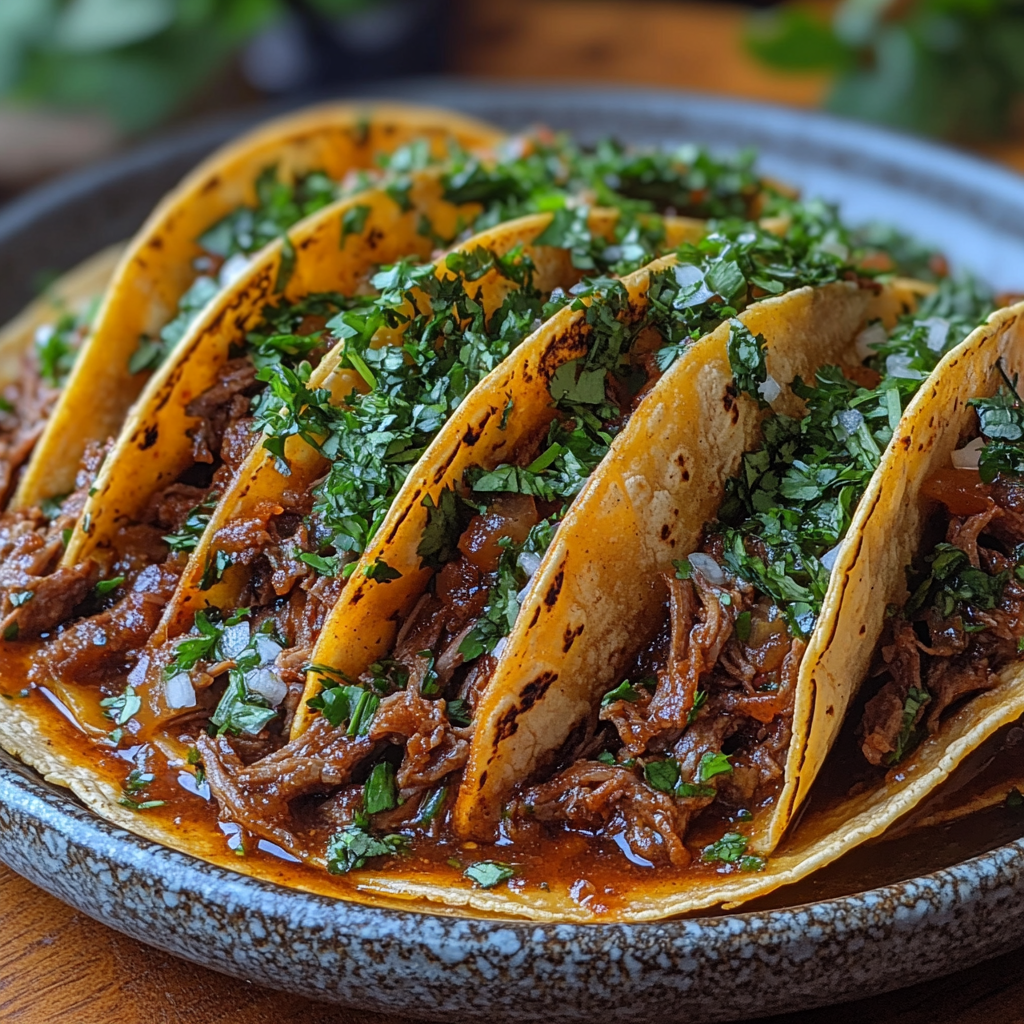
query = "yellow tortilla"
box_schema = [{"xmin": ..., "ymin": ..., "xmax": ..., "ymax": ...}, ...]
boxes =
[
  {"xmin": 452, "ymin": 273, "xmax": 919, "ymax": 842},
  {"xmin": 141, "ymin": 209, "xmax": 706, "ymax": 653},
  {"xmin": 0, "ymin": 244, "xmax": 123, "ymax": 390},
  {"xmin": 61, "ymin": 171, "xmax": 492, "ymax": 574},
  {"xmin": 15, "ymin": 103, "xmax": 503, "ymax": 511}
]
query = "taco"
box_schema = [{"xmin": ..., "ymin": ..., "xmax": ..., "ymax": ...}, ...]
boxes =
[
  {"xmin": 420, "ymin": 275, "xmax": 1011, "ymax": 912},
  {"xmin": 13, "ymin": 103, "xmax": 504, "ymax": 513},
  {"xmin": 125, "ymin": 206, "xmax": 702, "ymax": 730},
  {"xmin": 145, "ymin": 214, "xmax": 917, "ymax": 889},
  {"xmin": 0, "ymin": 244, "xmax": 122, "ymax": 506}
]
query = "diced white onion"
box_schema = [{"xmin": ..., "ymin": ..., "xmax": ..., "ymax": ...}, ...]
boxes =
[
  {"xmin": 34, "ymin": 324, "xmax": 55, "ymax": 347},
  {"xmin": 687, "ymin": 552, "xmax": 726, "ymax": 584},
  {"xmin": 219, "ymin": 621, "xmax": 250, "ymax": 660},
  {"xmin": 951, "ymin": 436, "xmax": 985, "ymax": 470},
  {"xmin": 757, "ymin": 374, "xmax": 782, "ymax": 404},
  {"xmin": 837, "ymin": 408, "xmax": 865, "ymax": 436},
  {"xmin": 218, "ymin": 253, "xmax": 250, "ymax": 288},
  {"xmin": 254, "ymin": 633, "xmax": 282, "ymax": 666},
  {"xmin": 820, "ymin": 544, "xmax": 842, "ymax": 572},
  {"xmin": 886, "ymin": 354, "xmax": 922, "ymax": 380},
  {"xmin": 165, "ymin": 671, "xmax": 197, "ymax": 710},
  {"xmin": 922, "ymin": 316, "xmax": 950, "ymax": 352},
  {"xmin": 492, "ymin": 637, "xmax": 508, "ymax": 660},
  {"xmin": 126, "ymin": 653, "xmax": 150, "ymax": 689},
  {"xmin": 548, "ymin": 287, "xmax": 566, "ymax": 303},
  {"xmin": 517, "ymin": 583, "xmax": 533, "ymax": 605},
  {"xmin": 245, "ymin": 667, "xmax": 288, "ymax": 707},
  {"xmin": 517, "ymin": 550, "xmax": 543, "ymax": 579},
  {"xmin": 854, "ymin": 322, "xmax": 887, "ymax": 360},
  {"xmin": 673, "ymin": 263, "xmax": 714, "ymax": 308},
  {"xmin": 818, "ymin": 239, "xmax": 850, "ymax": 261}
]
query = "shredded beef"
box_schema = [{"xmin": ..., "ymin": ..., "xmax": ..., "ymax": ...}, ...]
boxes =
[
  {"xmin": 527, "ymin": 550, "xmax": 798, "ymax": 863},
  {"xmin": 144, "ymin": 483, "xmax": 210, "ymax": 533},
  {"xmin": 0, "ymin": 353, "xmax": 60, "ymax": 505},
  {"xmin": 184, "ymin": 357, "xmax": 257, "ymax": 465},
  {"xmin": 369, "ymin": 687, "xmax": 470, "ymax": 797},
  {"xmin": 31, "ymin": 562, "xmax": 180, "ymax": 684},
  {"xmin": 860, "ymin": 489, "xmax": 1024, "ymax": 766},
  {"xmin": 517, "ymin": 761, "xmax": 697, "ymax": 867}
]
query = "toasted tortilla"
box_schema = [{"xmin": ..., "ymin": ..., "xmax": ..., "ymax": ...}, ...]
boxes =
[
  {"xmin": 0, "ymin": 243, "xmax": 123, "ymax": 389},
  {"xmin": 61, "ymin": 170, "xmax": 496, "ymax": 574},
  {"xmin": 443, "ymin": 271, "xmax": 920, "ymax": 842},
  {"xmin": 14, "ymin": 103, "xmax": 503, "ymax": 511},
  {"xmin": 138, "ymin": 209, "xmax": 706, "ymax": 654},
  {"xmin": 10, "ymin": 286, "xmax": 1021, "ymax": 925}
]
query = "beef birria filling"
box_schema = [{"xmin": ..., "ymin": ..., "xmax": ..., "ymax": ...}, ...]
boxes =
[
  {"xmin": 860, "ymin": 370, "xmax": 1024, "ymax": 767},
  {"xmin": 510, "ymin": 276, "xmax": 995, "ymax": 871},
  {"xmin": 12, "ymin": 292, "xmax": 358, "ymax": 686},
  {"xmin": 177, "ymin": 214, "xmax": 925, "ymax": 878}
]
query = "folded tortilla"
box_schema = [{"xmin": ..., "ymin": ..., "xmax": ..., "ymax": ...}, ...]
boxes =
[{"xmin": 14, "ymin": 103, "xmax": 503, "ymax": 511}]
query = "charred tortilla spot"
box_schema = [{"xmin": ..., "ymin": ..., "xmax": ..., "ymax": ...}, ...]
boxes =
[
  {"xmin": 461, "ymin": 416, "xmax": 489, "ymax": 446},
  {"xmin": 495, "ymin": 672, "xmax": 557, "ymax": 741},
  {"xmin": 859, "ymin": 624, "xmax": 866, "ymax": 635},
  {"xmin": 900, "ymin": 435, "xmax": 912, "ymax": 451},
  {"xmin": 826, "ymin": 705, "xmax": 835, "ymax": 716},
  {"xmin": 478, "ymin": 769, "xmax": 488, "ymax": 787},
  {"xmin": 660, "ymin": 524, "xmax": 671, "ymax": 540},
  {"xmin": 562, "ymin": 624, "xmax": 584, "ymax": 653},
  {"xmin": 350, "ymin": 588, "xmax": 365, "ymax": 606},
  {"xmin": 201, "ymin": 175, "xmax": 220, "ymax": 194},
  {"xmin": 495, "ymin": 706, "xmax": 519, "ymax": 742},
  {"xmin": 384, "ymin": 496, "xmax": 417, "ymax": 544},
  {"xmin": 529, "ymin": 606, "xmax": 541, "ymax": 628},
  {"xmin": 432, "ymin": 447, "xmax": 460, "ymax": 483},
  {"xmin": 544, "ymin": 569, "xmax": 564, "ymax": 608},
  {"xmin": 140, "ymin": 425, "xmax": 159, "ymax": 450},
  {"xmin": 367, "ymin": 227, "xmax": 384, "ymax": 250},
  {"xmin": 538, "ymin": 321, "xmax": 589, "ymax": 381}
]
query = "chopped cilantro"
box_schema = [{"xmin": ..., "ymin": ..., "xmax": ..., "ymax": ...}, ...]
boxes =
[
  {"xmin": 464, "ymin": 860, "xmax": 515, "ymax": 889},
  {"xmin": 727, "ymin": 320, "xmax": 770, "ymax": 406},
  {"xmin": 100, "ymin": 685, "xmax": 141, "ymax": 727},
  {"xmin": 887, "ymin": 686, "xmax": 931, "ymax": 765},
  {"xmin": 414, "ymin": 785, "xmax": 447, "ymax": 824},
  {"xmin": 417, "ymin": 487, "xmax": 461, "ymax": 570},
  {"xmin": 446, "ymin": 697, "xmax": 471, "ymax": 727},
  {"xmin": 905, "ymin": 543, "xmax": 1007, "ymax": 621},
  {"xmin": 696, "ymin": 751, "xmax": 733, "ymax": 783},
  {"xmin": 644, "ymin": 758, "xmax": 680, "ymax": 793},
  {"xmin": 326, "ymin": 812, "xmax": 409, "ymax": 874},
  {"xmin": 602, "ymin": 680, "xmax": 642, "ymax": 705},
  {"xmin": 703, "ymin": 832, "xmax": 749, "ymax": 864},
  {"xmin": 363, "ymin": 762, "xmax": 398, "ymax": 815},
  {"xmin": 363, "ymin": 558, "xmax": 402, "ymax": 584},
  {"xmin": 94, "ymin": 575, "xmax": 125, "ymax": 595},
  {"xmin": 162, "ymin": 493, "xmax": 219, "ymax": 552}
]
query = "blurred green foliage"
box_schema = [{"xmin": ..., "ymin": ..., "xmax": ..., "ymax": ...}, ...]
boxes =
[
  {"xmin": 0, "ymin": 0, "xmax": 371, "ymax": 133},
  {"xmin": 747, "ymin": 0, "xmax": 1024, "ymax": 139}
]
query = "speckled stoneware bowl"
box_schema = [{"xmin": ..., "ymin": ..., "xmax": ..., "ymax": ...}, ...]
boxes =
[{"xmin": 3, "ymin": 82, "xmax": 1024, "ymax": 1022}]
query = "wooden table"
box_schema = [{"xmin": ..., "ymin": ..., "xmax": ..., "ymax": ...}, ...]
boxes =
[{"xmin": 5, "ymin": 2, "xmax": 1024, "ymax": 1021}]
